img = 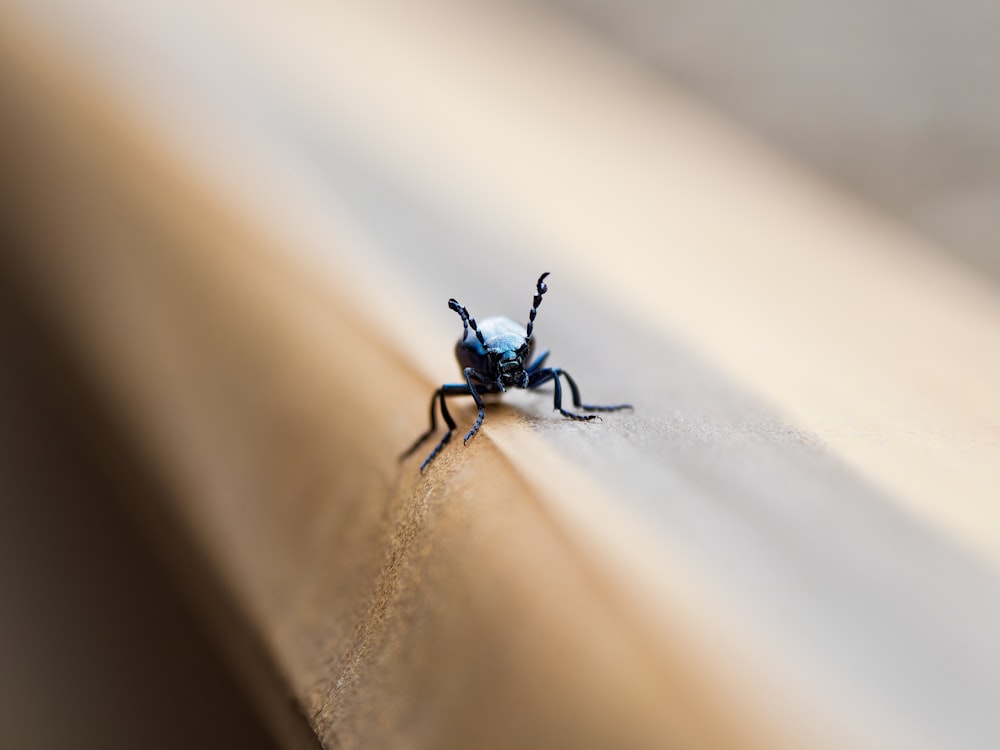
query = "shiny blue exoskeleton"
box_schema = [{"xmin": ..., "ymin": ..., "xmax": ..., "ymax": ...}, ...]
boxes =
[{"xmin": 401, "ymin": 272, "xmax": 632, "ymax": 471}]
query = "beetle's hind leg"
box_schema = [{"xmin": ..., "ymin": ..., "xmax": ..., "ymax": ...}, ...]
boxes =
[
  {"xmin": 400, "ymin": 388, "xmax": 444, "ymax": 460},
  {"xmin": 528, "ymin": 367, "xmax": 632, "ymax": 420}
]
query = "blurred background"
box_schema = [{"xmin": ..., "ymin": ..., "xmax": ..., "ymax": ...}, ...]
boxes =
[
  {"xmin": 0, "ymin": 271, "xmax": 281, "ymax": 750},
  {"xmin": 2, "ymin": 1, "xmax": 999, "ymax": 748},
  {"xmin": 551, "ymin": 0, "xmax": 1000, "ymax": 278}
]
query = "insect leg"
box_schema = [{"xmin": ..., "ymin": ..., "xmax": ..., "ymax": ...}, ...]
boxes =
[
  {"xmin": 556, "ymin": 368, "xmax": 632, "ymax": 412},
  {"xmin": 399, "ymin": 389, "xmax": 440, "ymax": 460},
  {"xmin": 400, "ymin": 385, "xmax": 474, "ymax": 471},
  {"xmin": 419, "ymin": 384, "xmax": 477, "ymax": 471},
  {"xmin": 529, "ymin": 367, "xmax": 632, "ymax": 419},
  {"xmin": 536, "ymin": 367, "xmax": 597, "ymax": 421},
  {"xmin": 462, "ymin": 367, "xmax": 491, "ymax": 445},
  {"xmin": 526, "ymin": 349, "xmax": 550, "ymax": 373}
]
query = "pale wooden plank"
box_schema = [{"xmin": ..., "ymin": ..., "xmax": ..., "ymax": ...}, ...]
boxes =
[{"xmin": 3, "ymin": 3, "xmax": 1000, "ymax": 749}]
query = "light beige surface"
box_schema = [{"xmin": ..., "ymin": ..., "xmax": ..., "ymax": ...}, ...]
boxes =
[
  {"xmin": 3, "ymin": 2, "xmax": 1000, "ymax": 749},
  {"xmin": 548, "ymin": 0, "xmax": 1000, "ymax": 279}
]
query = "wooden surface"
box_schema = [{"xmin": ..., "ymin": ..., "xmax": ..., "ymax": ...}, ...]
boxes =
[
  {"xmin": 2, "ymin": 2, "xmax": 1000, "ymax": 749},
  {"xmin": 0, "ymin": 270, "xmax": 281, "ymax": 750}
]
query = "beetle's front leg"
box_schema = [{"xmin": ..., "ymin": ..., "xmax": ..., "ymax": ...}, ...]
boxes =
[
  {"xmin": 526, "ymin": 349, "xmax": 550, "ymax": 373},
  {"xmin": 541, "ymin": 368, "xmax": 598, "ymax": 421},
  {"xmin": 462, "ymin": 367, "xmax": 491, "ymax": 444},
  {"xmin": 528, "ymin": 367, "xmax": 632, "ymax": 420}
]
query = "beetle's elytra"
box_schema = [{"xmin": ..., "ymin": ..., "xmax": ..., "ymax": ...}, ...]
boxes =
[{"xmin": 401, "ymin": 272, "xmax": 631, "ymax": 471}]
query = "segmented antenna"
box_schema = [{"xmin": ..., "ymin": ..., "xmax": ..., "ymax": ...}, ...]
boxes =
[
  {"xmin": 525, "ymin": 272, "xmax": 550, "ymax": 343},
  {"xmin": 449, "ymin": 298, "xmax": 487, "ymax": 348}
]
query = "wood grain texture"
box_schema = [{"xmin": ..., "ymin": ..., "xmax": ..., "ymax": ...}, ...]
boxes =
[{"xmin": 2, "ymin": 2, "xmax": 1000, "ymax": 749}]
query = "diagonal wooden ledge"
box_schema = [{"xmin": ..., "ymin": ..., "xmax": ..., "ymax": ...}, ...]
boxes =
[
  {"xmin": 4, "ymin": 3, "xmax": 1000, "ymax": 750},
  {"xmin": 0, "ymin": 13, "xmax": 795, "ymax": 750}
]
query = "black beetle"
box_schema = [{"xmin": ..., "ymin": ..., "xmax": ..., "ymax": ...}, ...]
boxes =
[{"xmin": 401, "ymin": 272, "xmax": 632, "ymax": 471}]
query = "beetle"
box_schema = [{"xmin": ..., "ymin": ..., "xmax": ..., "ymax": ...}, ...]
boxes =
[{"xmin": 401, "ymin": 271, "xmax": 632, "ymax": 471}]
